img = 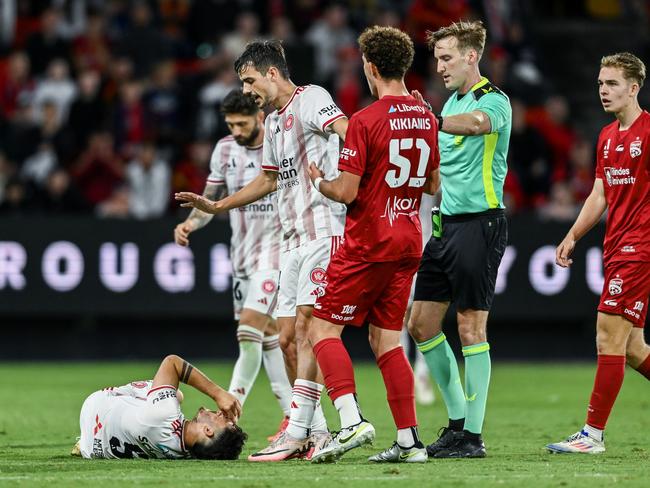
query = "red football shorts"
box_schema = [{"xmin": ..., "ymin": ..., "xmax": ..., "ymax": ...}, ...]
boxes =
[
  {"xmin": 313, "ymin": 252, "xmax": 420, "ymax": 331},
  {"xmin": 597, "ymin": 260, "xmax": 650, "ymax": 328}
]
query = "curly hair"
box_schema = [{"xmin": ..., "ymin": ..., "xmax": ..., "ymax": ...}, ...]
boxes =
[
  {"xmin": 188, "ymin": 425, "xmax": 248, "ymax": 460},
  {"xmin": 234, "ymin": 40, "xmax": 290, "ymax": 79},
  {"xmin": 601, "ymin": 52, "xmax": 646, "ymax": 87},
  {"xmin": 426, "ymin": 20, "xmax": 487, "ymax": 59},
  {"xmin": 358, "ymin": 26, "xmax": 414, "ymax": 80},
  {"xmin": 220, "ymin": 89, "xmax": 260, "ymax": 116}
]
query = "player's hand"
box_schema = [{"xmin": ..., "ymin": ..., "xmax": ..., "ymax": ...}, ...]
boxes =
[
  {"xmin": 410, "ymin": 90, "xmax": 432, "ymax": 111},
  {"xmin": 556, "ymin": 234, "xmax": 576, "ymax": 267},
  {"xmin": 175, "ymin": 192, "xmax": 221, "ymax": 214},
  {"xmin": 214, "ymin": 389, "xmax": 241, "ymax": 421},
  {"xmin": 308, "ymin": 162, "xmax": 324, "ymax": 183},
  {"xmin": 174, "ymin": 221, "xmax": 194, "ymax": 247}
]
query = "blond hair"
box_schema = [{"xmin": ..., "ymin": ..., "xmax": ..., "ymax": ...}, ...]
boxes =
[
  {"xmin": 426, "ymin": 20, "xmax": 487, "ymax": 59},
  {"xmin": 601, "ymin": 52, "xmax": 646, "ymax": 87}
]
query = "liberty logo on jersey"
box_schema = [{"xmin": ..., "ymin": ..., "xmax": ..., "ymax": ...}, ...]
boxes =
[
  {"xmin": 381, "ymin": 195, "xmax": 418, "ymax": 226},
  {"xmin": 608, "ymin": 277, "xmax": 623, "ymax": 295}
]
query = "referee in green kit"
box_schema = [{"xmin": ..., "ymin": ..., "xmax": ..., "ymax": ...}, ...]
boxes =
[{"xmin": 408, "ymin": 20, "xmax": 511, "ymax": 459}]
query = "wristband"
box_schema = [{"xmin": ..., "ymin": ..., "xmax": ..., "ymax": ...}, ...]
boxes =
[
  {"xmin": 435, "ymin": 113, "xmax": 444, "ymax": 130},
  {"xmin": 313, "ymin": 176, "xmax": 324, "ymax": 192}
]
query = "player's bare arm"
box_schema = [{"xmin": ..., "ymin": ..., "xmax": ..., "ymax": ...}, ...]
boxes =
[
  {"xmin": 330, "ymin": 117, "xmax": 349, "ymax": 141},
  {"xmin": 153, "ymin": 355, "xmax": 241, "ymax": 420},
  {"xmin": 423, "ymin": 168, "xmax": 441, "ymax": 195},
  {"xmin": 175, "ymin": 170, "xmax": 277, "ymax": 214},
  {"xmin": 439, "ymin": 110, "xmax": 492, "ymax": 135},
  {"xmin": 556, "ymin": 178, "xmax": 607, "ymax": 268},
  {"xmin": 308, "ymin": 162, "xmax": 361, "ymax": 204},
  {"xmin": 174, "ymin": 183, "xmax": 227, "ymax": 246}
]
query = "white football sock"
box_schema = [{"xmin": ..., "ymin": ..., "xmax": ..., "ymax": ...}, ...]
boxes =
[
  {"xmin": 583, "ymin": 424, "xmax": 604, "ymax": 442},
  {"xmin": 262, "ymin": 334, "xmax": 292, "ymax": 417},
  {"xmin": 334, "ymin": 393, "xmax": 362, "ymax": 429},
  {"xmin": 397, "ymin": 426, "xmax": 421, "ymax": 448},
  {"xmin": 228, "ymin": 325, "xmax": 263, "ymax": 405},
  {"xmin": 414, "ymin": 348, "xmax": 430, "ymax": 377},
  {"xmin": 311, "ymin": 401, "xmax": 328, "ymax": 433},
  {"xmin": 400, "ymin": 326, "xmax": 411, "ymax": 357},
  {"xmin": 286, "ymin": 379, "xmax": 322, "ymax": 440}
]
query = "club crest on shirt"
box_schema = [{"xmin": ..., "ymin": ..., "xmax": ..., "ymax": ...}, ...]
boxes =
[
  {"xmin": 630, "ymin": 139, "xmax": 642, "ymax": 158},
  {"xmin": 310, "ymin": 267, "xmax": 326, "ymax": 285},
  {"xmin": 261, "ymin": 279, "xmax": 277, "ymax": 294},
  {"xmin": 284, "ymin": 114, "xmax": 294, "ymax": 131},
  {"xmin": 608, "ymin": 277, "xmax": 623, "ymax": 295}
]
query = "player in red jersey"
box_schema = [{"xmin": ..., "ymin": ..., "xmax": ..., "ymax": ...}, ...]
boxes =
[
  {"xmin": 547, "ymin": 52, "xmax": 650, "ymax": 454},
  {"xmin": 306, "ymin": 26, "xmax": 440, "ymax": 463}
]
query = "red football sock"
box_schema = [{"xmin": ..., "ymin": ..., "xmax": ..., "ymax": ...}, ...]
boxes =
[
  {"xmin": 377, "ymin": 346, "xmax": 417, "ymax": 429},
  {"xmin": 586, "ymin": 354, "xmax": 626, "ymax": 430},
  {"xmin": 635, "ymin": 353, "xmax": 650, "ymax": 380},
  {"xmin": 313, "ymin": 338, "xmax": 356, "ymax": 402}
]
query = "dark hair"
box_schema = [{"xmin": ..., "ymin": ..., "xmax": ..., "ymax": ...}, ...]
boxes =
[
  {"xmin": 220, "ymin": 90, "xmax": 260, "ymax": 116},
  {"xmin": 358, "ymin": 26, "xmax": 414, "ymax": 80},
  {"xmin": 188, "ymin": 425, "xmax": 248, "ymax": 460},
  {"xmin": 234, "ymin": 40, "xmax": 290, "ymax": 79}
]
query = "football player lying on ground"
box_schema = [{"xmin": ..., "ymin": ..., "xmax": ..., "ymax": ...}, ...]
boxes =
[{"xmin": 72, "ymin": 355, "xmax": 247, "ymax": 459}]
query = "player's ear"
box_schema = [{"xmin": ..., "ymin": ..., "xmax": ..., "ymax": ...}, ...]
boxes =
[{"xmin": 203, "ymin": 424, "xmax": 215, "ymax": 439}]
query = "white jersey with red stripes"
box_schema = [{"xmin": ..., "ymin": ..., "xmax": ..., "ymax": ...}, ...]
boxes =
[
  {"xmin": 79, "ymin": 381, "xmax": 188, "ymax": 459},
  {"xmin": 208, "ymin": 136, "xmax": 281, "ymax": 277},
  {"xmin": 262, "ymin": 85, "xmax": 346, "ymax": 252}
]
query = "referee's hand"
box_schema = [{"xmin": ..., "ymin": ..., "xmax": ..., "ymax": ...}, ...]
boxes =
[{"xmin": 556, "ymin": 235, "xmax": 576, "ymax": 267}]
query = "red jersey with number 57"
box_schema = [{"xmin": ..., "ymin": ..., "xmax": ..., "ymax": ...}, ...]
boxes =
[
  {"xmin": 337, "ymin": 95, "xmax": 439, "ymax": 262},
  {"xmin": 595, "ymin": 110, "xmax": 650, "ymax": 263}
]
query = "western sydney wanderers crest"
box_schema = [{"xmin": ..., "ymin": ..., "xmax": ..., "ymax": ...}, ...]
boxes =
[
  {"xmin": 284, "ymin": 114, "xmax": 294, "ymax": 131},
  {"xmin": 608, "ymin": 277, "xmax": 623, "ymax": 295},
  {"xmin": 310, "ymin": 267, "xmax": 326, "ymax": 285},
  {"xmin": 630, "ymin": 139, "xmax": 642, "ymax": 158},
  {"xmin": 261, "ymin": 279, "xmax": 277, "ymax": 294}
]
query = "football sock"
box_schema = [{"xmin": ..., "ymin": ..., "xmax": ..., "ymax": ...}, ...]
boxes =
[
  {"xmin": 586, "ymin": 354, "xmax": 626, "ymax": 430},
  {"xmin": 286, "ymin": 379, "xmax": 322, "ymax": 440},
  {"xmin": 417, "ymin": 333, "xmax": 465, "ymax": 421},
  {"xmin": 262, "ymin": 334, "xmax": 292, "ymax": 417},
  {"xmin": 397, "ymin": 426, "xmax": 423, "ymax": 448},
  {"xmin": 311, "ymin": 401, "xmax": 328, "ymax": 433},
  {"xmin": 462, "ymin": 342, "xmax": 491, "ymax": 435},
  {"xmin": 377, "ymin": 346, "xmax": 417, "ymax": 429},
  {"xmin": 313, "ymin": 338, "xmax": 357, "ymax": 401},
  {"xmin": 228, "ymin": 325, "xmax": 263, "ymax": 405},
  {"xmin": 333, "ymin": 393, "xmax": 363, "ymax": 429},
  {"xmin": 583, "ymin": 423, "xmax": 604, "ymax": 442},
  {"xmin": 399, "ymin": 326, "xmax": 411, "ymax": 357},
  {"xmin": 634, "ymin": 353, "xmax": 650, "ymax": 380},
  {"xmin": 449, "ymin": 418, "xmax": 465, "ymax": 431}
]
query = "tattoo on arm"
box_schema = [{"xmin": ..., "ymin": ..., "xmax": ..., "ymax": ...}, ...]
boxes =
[
  {"xmin": 187, "ymin": 183, "xmax": 228, "ymax": 229},
  {"xmin": 180, "ymin": 360, "xmax": 194, "ymax": 384}
]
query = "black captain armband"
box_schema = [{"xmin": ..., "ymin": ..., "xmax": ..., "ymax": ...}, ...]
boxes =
[
  {"xmin": 180, "ymin": 360, "xmax": 194, "ymax": 384},
  {"xmin": 435, "ymin": 113, "xmax": 444, "ymax": 130}
]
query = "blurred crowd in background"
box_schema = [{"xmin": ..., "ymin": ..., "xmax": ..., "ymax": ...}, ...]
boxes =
[{"xmin": 1, "ymin": 0, "xmax": 649, "ymax": 221}]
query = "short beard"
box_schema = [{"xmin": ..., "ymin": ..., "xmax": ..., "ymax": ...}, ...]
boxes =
[{"xmin": 234, "ymin": 124, "xmax": 260, "ymax": 147}]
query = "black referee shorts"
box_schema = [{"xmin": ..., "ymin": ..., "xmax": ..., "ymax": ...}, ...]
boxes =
[{"xmin": 414, "ymin": 209, "xmax": 508, "ymax": 311}]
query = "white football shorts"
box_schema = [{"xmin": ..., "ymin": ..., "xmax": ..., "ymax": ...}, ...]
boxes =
[
  {"xmin": 277, "ymin": 236, "xmax": 343, "ymax": 317},
  {"xmin": 233, "ymin": 269, "xmax": 280, "ymax": 320}
]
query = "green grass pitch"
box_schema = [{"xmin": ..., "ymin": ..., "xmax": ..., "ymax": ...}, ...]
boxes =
[{"xmin": 0, "ymin": 361, "xmax": 648, "ymax": 487}]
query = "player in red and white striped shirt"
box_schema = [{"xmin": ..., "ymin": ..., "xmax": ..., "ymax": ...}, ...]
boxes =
[
  {"xmin": 176, "ymin": 40, "xmax": 348, "ymax": 461},
  {"xmin": 74, "ymin": 355, "xmax": 245, "ymax": 460},
  {"xmin": 174, "ymin": 91, "xmax": 292, "ymax": 436}
]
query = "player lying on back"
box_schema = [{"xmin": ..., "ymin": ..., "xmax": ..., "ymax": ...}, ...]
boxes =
[
  {"xmin": 547, "ymin": 52, "xmax": 650, "ymax": 454},
  {"xmin": 307, "ymin": 26, "xmax": 440, "ymax": 463},
  {"xmin": 73, "ymin": 355, "xmax": 246, "ymax": 459}
]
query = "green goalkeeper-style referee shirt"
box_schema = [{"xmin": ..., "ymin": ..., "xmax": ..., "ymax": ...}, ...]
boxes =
[{"xmin": 439, "ymin": 77, "xmax": 511, "ymax": 215}]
